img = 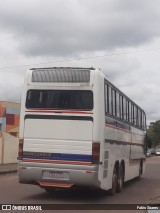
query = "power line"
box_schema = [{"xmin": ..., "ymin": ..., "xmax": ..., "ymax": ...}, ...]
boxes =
[{"xmin": 1, "ymin": 47, "xmax": 160, "ymax": 70}]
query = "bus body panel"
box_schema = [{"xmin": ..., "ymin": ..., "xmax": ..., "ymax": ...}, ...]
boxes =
[
  {"xmin": 19, "ymin": 162, "xmax": 100, "ymax": 187},
  {"xmin": 24, "ymin": 118, "xmax": 93, "ymax": 142},
  {"xmin": 18, "ymin": 67, "xmax": 146, "ymax": 192}
]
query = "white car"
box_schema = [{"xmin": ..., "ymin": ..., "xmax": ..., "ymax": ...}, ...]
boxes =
[
  {"xmin": 146, "ymin": 150, "xmax": 152, "ymax": 157},
  {"xmin": 155, "ymin": 148, "xmax": 160, "ymax": 156}
]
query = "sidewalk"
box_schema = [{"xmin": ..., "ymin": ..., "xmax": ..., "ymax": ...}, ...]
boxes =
[{"xmin": 0, "ymin": 163, "xmax": 18, "ymax": 175}]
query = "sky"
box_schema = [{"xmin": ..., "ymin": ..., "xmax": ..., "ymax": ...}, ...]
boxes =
[{"xmin": 0, "ymin": 0, "xmax": 160, "ymax": 125}]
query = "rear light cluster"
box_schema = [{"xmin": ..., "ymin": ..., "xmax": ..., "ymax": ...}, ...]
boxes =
[
  {"xmin": 92, "ymin": 142, "xmax": 100, "ymax": 164},
  {"xmin": 18, "ymin": 139, "xmax": 24, "ymax": 160}
]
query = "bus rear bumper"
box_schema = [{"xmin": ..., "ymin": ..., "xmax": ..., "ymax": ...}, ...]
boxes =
[{"xmin": 18, "ymin": 162, "xmax": 100, "ymax": 188}]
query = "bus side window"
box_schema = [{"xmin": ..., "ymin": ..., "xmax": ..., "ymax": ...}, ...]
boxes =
[
  {"xmin": 116, "ymin": 92, "xmax": 120, "ymax": 118},
  {"xmin": 142, "ymin": 112, "xmax": 146, "ymax": 130},
  {"xmin": 105, "ymin": 84, "xmax": 109, "ymax": 114},
  {"xmin": 126, "ymin": 100, "xmax": 129, "ymax": 122},
  {"xmin": 134, "ymin": 106, "xmax": 139, "ymax": 127},
  {"xmin": 112, "ymin": 89, "xmax": 116, "ymax": 117},
  {"xmin": 120, "ymin": 95, "xmax": 123, "ymax": 120},
  {"xmin": 123, "ymin": 98, "xmax": 126, "ymax": 121},
  {"xmin": 108, "ymin": 86, "xmax": 112, "ymax": 115},
  {"xmin": 129, "ymin": 102, "xmax": 132, "ymax": 124},
  {"xmin": 137, "ymin": 109, "xmax": 141, "ymax": 128}
]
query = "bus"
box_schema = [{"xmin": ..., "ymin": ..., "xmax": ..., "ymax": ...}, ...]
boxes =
[{"xmin": 18, "ymin": 67, "xmax": 146, "ymax": 194}]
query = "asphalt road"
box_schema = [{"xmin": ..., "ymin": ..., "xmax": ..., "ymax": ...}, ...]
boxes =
[{"xmin": 0, "ymin": 157, "xmax": 160, "ymax": 213}]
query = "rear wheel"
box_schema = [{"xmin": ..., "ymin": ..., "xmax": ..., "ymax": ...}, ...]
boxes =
[
  {"xmin": 136, "ymin": 160, "xmax": 143, "ymax": 180},
  {"xmin": 117, "ymin": 164, "xmax": 124, "ymax": 192},
  {"xmin": 139, "ymin": 160, "xmax": 143, "ymax": 177},
  {"xmin": 109, "ymin": 167, "xmax": 118, "ymax": 195}
]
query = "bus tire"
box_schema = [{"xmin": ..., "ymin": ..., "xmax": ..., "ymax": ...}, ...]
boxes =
[
  {"xmin": 138, "ymin": 160, "xmax": 143, "ymax": 177},
  {"xmin": 109, "ymin": 166, "xmax": 118, "ymax": 195},
  {"xmin": 117, "ymin": 164, "xmax": 124, "ymax": 193}
]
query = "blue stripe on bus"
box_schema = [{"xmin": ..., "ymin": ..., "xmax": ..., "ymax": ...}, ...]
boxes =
[{"xmin": 23, "ymin": 152, "xmax": 92, "ymax": 162}]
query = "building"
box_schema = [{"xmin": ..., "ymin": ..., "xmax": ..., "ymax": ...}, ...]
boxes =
[
  {"xmin": 0, "ymin": 101, "xmax": 20, "ymax": 138},
  {"xmin": 0, "ymin": 101, "xmax": 20, "ymax": 164}
]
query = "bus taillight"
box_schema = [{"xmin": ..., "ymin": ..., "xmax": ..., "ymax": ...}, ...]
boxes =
[
  {"xmin": 92, "ymin": 142, "xmax": 100, "ymax": 164},
  {"xmin": 18, "ymin": 139, "xmax": 24, "ymax": 160}
]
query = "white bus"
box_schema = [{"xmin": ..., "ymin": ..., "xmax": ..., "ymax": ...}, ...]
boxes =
[{"xmin": 18, "ymin": 67, "xmax": 146, "ymax": 194}]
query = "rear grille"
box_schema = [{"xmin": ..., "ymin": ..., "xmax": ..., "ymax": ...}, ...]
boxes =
[{"xmin": 31, "ymin": 68, "xmax": 91, "ymax": 83}]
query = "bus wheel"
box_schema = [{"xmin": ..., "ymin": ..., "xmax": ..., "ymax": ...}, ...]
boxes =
[
  {"xmin": 138, "ymin": 160, "xmax": 143, "ymax": 177},
  {"xmin": 117, "ymin": 164, "xmax": 124, "ymax": 193},
  {"xmin": 109, "ymin": 167, "xmax": 118, "ymax": 195}
]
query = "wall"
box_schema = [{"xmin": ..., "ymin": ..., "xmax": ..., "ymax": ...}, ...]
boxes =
[
  {"xmin": 0, "ymin": 101, "xmax": 20, "ymax": 138},
  {"xmin": 0, "ymin": 102, "xmax": 20, "ymax": 164},
  {"xmin": 0, "ymin": 137, "xmax": 2, "ymax": 164},
  {"xmin": 0, "ymin": 132, "xmax": 18, "ymax": 164}
]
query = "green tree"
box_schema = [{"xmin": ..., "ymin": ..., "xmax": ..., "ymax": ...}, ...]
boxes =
[{"xmin": 147, "ymin": 120, "xmax": 160, "ymax": 148}]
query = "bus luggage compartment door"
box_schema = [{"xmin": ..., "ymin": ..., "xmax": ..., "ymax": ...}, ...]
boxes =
[{"xmin": 23, "ymin": 118, "xmax": 93, "ymax": 164}]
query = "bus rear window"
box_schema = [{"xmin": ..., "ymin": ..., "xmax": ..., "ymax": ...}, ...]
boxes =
[{"xmin": 26, "ymin": 90, "xmax": 93, "ymax": 110}]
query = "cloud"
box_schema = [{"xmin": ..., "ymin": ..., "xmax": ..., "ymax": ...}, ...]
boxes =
[
  {"xmin": 0, "ymin": 0, "xmax": 160, "ymax": 57},
  {"xmin": 0, "ymin": 71, "xmax": 23, "ymax": 102},
  {"xmin": 0, "ymin": 0, "xmax": 159, "ymax": 124}
]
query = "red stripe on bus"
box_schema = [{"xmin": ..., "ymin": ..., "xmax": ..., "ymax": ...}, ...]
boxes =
[
  {"xmin": 105, "ymin": 124, "xmax": 131, "ymax": 134},
  {"xmin": 25, "ymin": 110, "xmax": 93, "ymax": 114},
  {"xmin": 22, "ymin": 158, "xmax": 92, "ymax": 166},
  {"xmin": 38, "ymin": 181, "xmax": 73, "ymax": 188}
]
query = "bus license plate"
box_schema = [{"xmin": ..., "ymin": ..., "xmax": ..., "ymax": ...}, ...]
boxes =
[{"xmin": 49, "ymin": 172, "xmax": 63, "ymax": 179}]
